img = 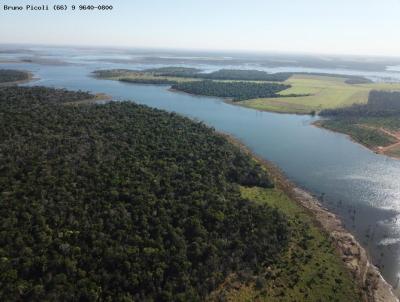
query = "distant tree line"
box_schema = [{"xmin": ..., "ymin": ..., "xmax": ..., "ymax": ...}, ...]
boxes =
[
  {"xmin": 147, "ymin": 68, "xmax": 292, "ymax": 82},
  {"xmin": 145, "ymin": 67, "xmax": 201, "ymax": 77},
  {"xmin": 120, "ymin": 78, "xmax": 178, "ymax": 85},
  {"xmin": 93, "ymin": 68, "xmax": 292, "ymax": 82},
  {"xmin": 0, "ymin": 86, "xmax": 288, "ymax": 301},
  {"xmin": 288, "ymin": 72, "xmax": 372, "ymax": 84},
  {"xmin": 92, "ymin": 69, "xmax": 132, "ymax": 78}
]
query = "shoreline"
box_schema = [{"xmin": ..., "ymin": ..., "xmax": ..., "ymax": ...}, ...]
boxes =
[
  {"xmin": 220, "ymin": 132, "xmax": 399, "ymax": 302},
  {"xmin": 313, "ymin": 120, "xmax": 400, "ymax": 160}
]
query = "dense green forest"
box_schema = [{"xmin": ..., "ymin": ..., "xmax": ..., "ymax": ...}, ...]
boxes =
[
  {"xmin": 0, "ymin": 69, "xmax": 29, "ymax": 83},
  {"xmin": 0, "ymin": 86, "xmax": 290, "ymax": 301},
  {"xmin": 171, "ymin": 80, "xmax": 290, "ymax": 101}
]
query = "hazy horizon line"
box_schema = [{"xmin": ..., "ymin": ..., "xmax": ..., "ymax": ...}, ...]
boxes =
[{"xmin": 1, "ymin": 42, "xmax": 400, "ymax": 60}]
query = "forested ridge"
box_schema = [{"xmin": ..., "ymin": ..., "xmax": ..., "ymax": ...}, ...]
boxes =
[
  {"xmin": 171, "ymin": 80, "xmax": 290, "ymax": 101},
  {"xmin": 0, "ymin": 69, "xmax": 30, "ymax": 83},
  {"xmin": 0, "ymin": 86, "xmax": 289, "ymax": 301}
]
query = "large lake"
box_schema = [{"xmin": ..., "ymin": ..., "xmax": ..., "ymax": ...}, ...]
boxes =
[{"xmin": 2, "ymin": 52, "xmax": 400, "ymax": 294}]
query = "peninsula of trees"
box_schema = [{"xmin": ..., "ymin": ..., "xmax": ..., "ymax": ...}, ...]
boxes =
[
  {"xmin": 0, "ymin": 85, "xmax": 361, "ymax": 301},
  {"xmin": 0, "ymin": 86, "xmax": 286, "ymax": 301}
]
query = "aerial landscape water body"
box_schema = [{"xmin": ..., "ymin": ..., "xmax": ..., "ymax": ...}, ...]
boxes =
[{"xmin": 2, "ymin": 46, "xmax": 400, "ymax": 295}]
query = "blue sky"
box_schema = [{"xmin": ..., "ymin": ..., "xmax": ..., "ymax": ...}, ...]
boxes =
[{"xmin": 1, "ymin": 0, "xmax": 400, "ymax": 56}]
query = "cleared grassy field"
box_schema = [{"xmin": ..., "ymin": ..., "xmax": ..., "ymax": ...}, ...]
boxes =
[
  {"xmin": 209, "ymin": 186, "xmax": 361, "ymax": 301},
  {"xmin": 240, "ymin": 74, "xmax": 400, "ymax": 114}
]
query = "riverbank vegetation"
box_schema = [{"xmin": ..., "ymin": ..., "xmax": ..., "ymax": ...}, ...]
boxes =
[
  {"xmin": 0, "ymin": 86, "xmax": 362, "ymax": 301},
  {"xmin": 171, "ymin": 80, "xmax": 290, "ymax": 101},
  {"xmin": 317, "ymin": 90, "xmax": 400, "ymax": 158},
  {"xmin": 0, "ymin": 69, "xmax": 30, "ymax": 84}
]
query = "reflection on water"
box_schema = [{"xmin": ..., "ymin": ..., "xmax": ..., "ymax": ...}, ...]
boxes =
[{"xmin": 1, "ymin": 50, "xmax": 400, "ymax": 295}]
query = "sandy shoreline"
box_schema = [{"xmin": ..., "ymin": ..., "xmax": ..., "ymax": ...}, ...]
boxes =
[{"xmin": 220, "ymin": 132, "xmax": 399, "ymax": 302}]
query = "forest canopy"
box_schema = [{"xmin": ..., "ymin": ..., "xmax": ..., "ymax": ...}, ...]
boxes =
[
  {"xmin": 171, "ymin": 80, "xmax": 290, "ymax": 101},
  {"xmin": 0, "ymin": 86, "xmax": 288, "ymax": 301}
]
